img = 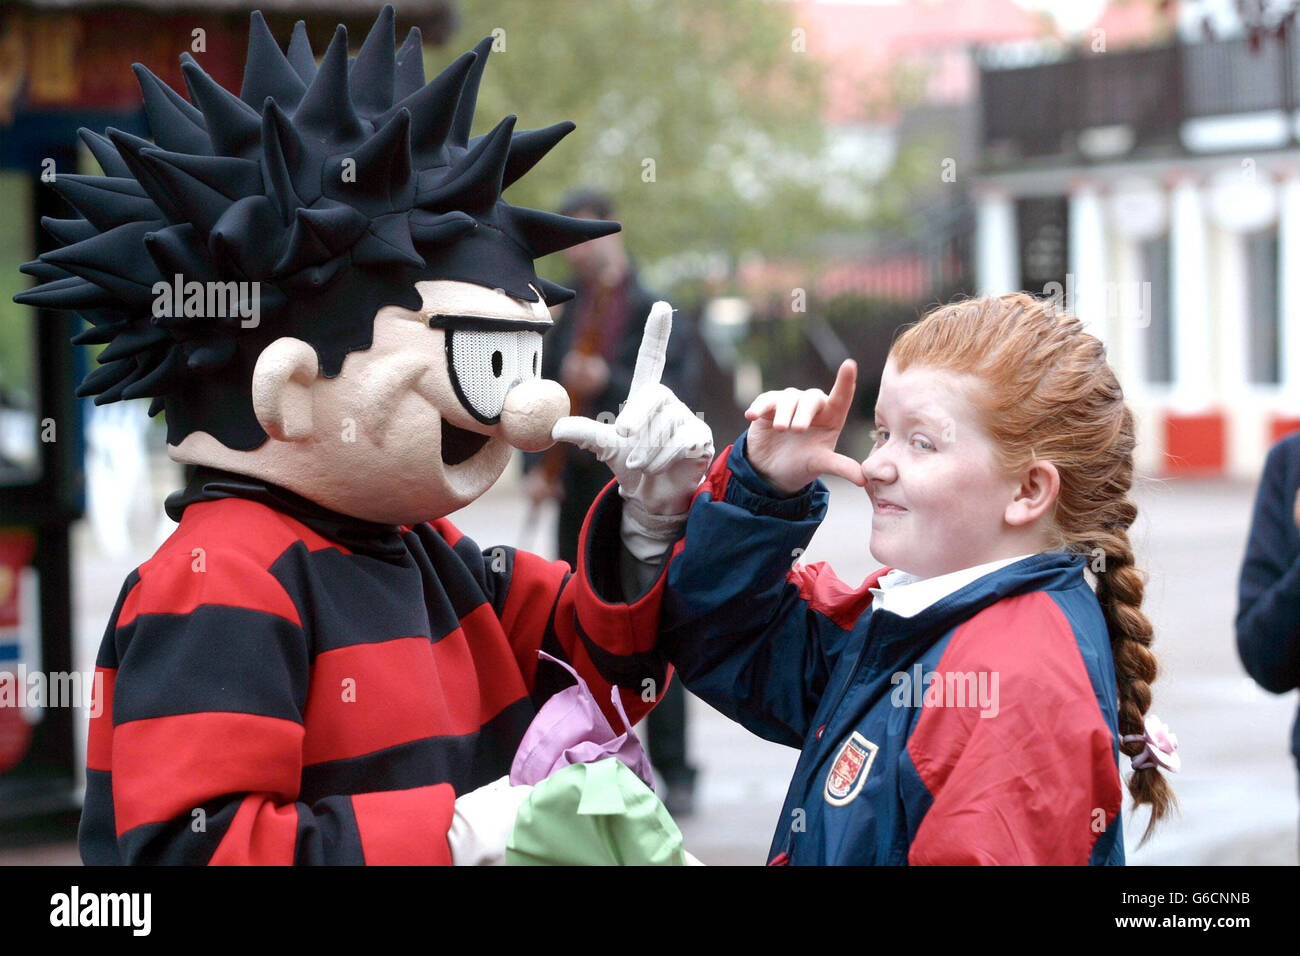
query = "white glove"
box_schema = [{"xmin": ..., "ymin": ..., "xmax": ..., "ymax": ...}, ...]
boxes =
[
  {"xmin": 552, "ymin": 302, "xmax": 714, "ymax": 561},
  {"xmin": 447, "ymin": 775, "xmax": 533, "ymax": 866}
]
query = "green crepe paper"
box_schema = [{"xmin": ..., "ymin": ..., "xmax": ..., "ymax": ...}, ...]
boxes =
[{"xmin": 506, "ymin": 757, "xmax": 686, "ymax": 866}]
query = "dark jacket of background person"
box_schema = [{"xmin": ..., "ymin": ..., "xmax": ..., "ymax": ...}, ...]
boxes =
[{"xmin": 1236, "ymin": 430, "xmax": 1300, "ymax": 777}]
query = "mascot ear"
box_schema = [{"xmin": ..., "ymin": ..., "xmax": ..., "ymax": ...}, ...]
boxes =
[{"xmin": 252, "ymin": 338, "xmax": 321, "ymax": 442}]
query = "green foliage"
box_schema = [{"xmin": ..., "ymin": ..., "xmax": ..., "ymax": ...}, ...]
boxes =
[
  {"xmin": 442, "ymin": 0, "xmax": 866, "ymax": 275},
  {"xmin": 0, "ymin": 173, "xmax": 35, "ymax": 400}
]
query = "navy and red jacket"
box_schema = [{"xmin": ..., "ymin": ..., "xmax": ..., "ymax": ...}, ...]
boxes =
[
  {"xmin": 660, "ymin": 433, "xmax": 1126, "ymax": 865},
  {"xmin": 80, "ymin": 467, "xmax": 669, "ymax": 865}
]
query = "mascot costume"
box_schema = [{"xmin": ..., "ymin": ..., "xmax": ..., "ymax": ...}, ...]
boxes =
[{"xmin": 14, "ymin": 6, "xmax": 712, "ymax": 865}]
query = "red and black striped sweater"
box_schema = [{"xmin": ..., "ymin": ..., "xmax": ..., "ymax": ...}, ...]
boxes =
[{"xmin": 80, "ymin": 468, "xmax": 670, "ymax": 865}]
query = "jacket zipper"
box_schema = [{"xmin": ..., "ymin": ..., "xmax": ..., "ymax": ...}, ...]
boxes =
[{"xmin": 820, "ymin": 611, "xmax": 882, "ymax": 732}]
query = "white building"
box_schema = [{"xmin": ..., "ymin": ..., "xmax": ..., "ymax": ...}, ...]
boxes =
[{"xmin": 973, "ymin": 33, "xmax": 1300, "ymax": 478}]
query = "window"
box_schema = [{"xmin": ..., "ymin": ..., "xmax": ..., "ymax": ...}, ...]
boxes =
[
  {"xmin": 1244, "ymin": 227, "xmax": 1280, "ymax": 385},
  {"xmin": 1138, "ymin": 234, "xmax": 1173, "ymax": 385}
]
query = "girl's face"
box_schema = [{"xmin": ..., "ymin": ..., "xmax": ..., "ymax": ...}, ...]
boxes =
[{"xmin": 862, "ymin": 359, "xmax": 1045, "ymax": 578}]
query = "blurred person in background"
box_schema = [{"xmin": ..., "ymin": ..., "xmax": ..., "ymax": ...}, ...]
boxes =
[
  {"xmin": 524, "ymin": 189, "xmax": 701, "ymax": 815},
  {"xmin": 1236, "ymin": 430, "xmax": 1300, "ymax": 854}
]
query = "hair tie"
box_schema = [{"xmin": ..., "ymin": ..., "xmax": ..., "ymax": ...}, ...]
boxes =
[{"xmin": 1121, "ymin": 714, "xmax": 1179, "ymax": 773}]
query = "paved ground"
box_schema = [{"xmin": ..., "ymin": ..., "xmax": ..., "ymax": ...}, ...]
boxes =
[{"xmin": 3, "ymin": 453, "xmax": 1297, "ymax": 865}]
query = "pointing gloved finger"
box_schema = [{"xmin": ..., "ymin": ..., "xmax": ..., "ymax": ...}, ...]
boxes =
[
  {"xmin": 628, "ymin": 301, "xmax": 673, "ymax": 396},
  {"xmin": 552, "ymin": 415, "xmax": 618, "ymax": 456}
]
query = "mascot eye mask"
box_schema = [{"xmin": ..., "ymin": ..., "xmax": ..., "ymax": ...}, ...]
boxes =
[{"xmin": 427, "ymin": 312, "xmax": 549, "ymax": 426}]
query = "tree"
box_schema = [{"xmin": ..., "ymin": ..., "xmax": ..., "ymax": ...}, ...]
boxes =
[{"xmin": 441, "ymin": 0, "xmax": 872, "ymax": 284}]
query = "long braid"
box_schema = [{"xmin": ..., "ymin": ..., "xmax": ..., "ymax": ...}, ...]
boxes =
[{"xmin": 1089, "ymin": 490, "xmax": 1176, "ymax": 843}]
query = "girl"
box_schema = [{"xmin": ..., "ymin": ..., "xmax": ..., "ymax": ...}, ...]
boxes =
[{"xmin": 659, "ymin": 292, "xmax": 1177, "ymax": 864}]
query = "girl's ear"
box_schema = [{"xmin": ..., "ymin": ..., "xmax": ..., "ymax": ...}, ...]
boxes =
[
  {"xmin": 1005, "ymin": 459, "xmax": 1061, "ymax": 527},
  {"xmin": 251, "ymin": 337, "xmax": 321, "ymax": 442}
]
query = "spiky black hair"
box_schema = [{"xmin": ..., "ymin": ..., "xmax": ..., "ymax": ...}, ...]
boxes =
[{"xmin": 14, "ymin": 6, "xmax": 619, "ymax": 450}]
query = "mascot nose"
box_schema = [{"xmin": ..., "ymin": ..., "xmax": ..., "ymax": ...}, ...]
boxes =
[{"xmin": 499, "ymin": 378, "xmax": 569, "ymax": 452}]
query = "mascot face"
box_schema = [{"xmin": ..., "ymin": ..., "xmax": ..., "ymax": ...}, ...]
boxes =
[
  {"xmin": 15, "ymin": 8, "xmax": 618, "ymax": 525},
  {"xmin": 172, "ymin": 279, "xmax": 571, "ymax": 524}
]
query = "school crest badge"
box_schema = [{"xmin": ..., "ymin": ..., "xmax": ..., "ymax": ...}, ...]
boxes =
[{"xmin": 824, "ymin": 731, "xmax": 878, "ymax": 806}]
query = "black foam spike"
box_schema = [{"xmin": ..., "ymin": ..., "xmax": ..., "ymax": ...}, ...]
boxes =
[
  {"xmin": 450, "ymin": 36, "xmax": 495, "ymax": 147},
  {"xmin": 77, "ymin": 358, "xmax": 135, "ymax": 398},
  {"xmin": 41, "ymin": 216, "xmax": 98, "ymax": 245},
  {"xmin": 295, "ymin": 25, "xmax": 363, "ymax": 141},
  {"xmin": 78, "ymin": 129, "xmax": 132, "ymax": 178},
  {"xmin": 394, "ymin": 27, "xmax": 425, "ymax": 100},
  {"xmin": 353, "ymin": 212, "xmax": 425, "ymax": 267},
  {"xmin": 98, "ymin": 323, "xmax": 170, "ymax": 363},
  {"xmin": 49, "ymin": 175, "xmax": 159, "ymax": 232},
  {"xmin": 240, "ymin": 10, "xmax": 307, "ymax": 111},
  {"xmin": 416, "ymin": 114, "xmax": 515, "ymax": 214},
  {"xmin": 386, "ymin": 50, "xmax": 477, "ymax": 159},
  {"xmin": 138, "ymin": 149, "xmax": 239, "ymax": 236},
  {"xmin": 181, "ymin": 56, "xmax": 262, "ymax": 157},
  {"xmin": 121, "ymin": 348, "xmax": 181, "ymax": 399},
  {"xmin": 104, "ymin": 128, "xmax": 187, "ymax": 226},
  {"xmin": 72, "ymin": 318, "xmax": 130, "ymax": 347},
  {"xmin": 535, "ymin": 277, "xmax": 576, "ymax": 306},
  {"xmin": 144, "ymin": 224, "xmax": 218, "ymax": 284},
  {"xmin": 352, "ymin": 4, "xmax": 396, "ymax": 115},
  {"xmin": 274, "ymin": 203, "xmax": 370, "ymax": 275},
  {"xmin": 208, "ymin": 194, "xmax": 282, "ymax": 278},
  {"xmin": 53, "ymin": 174, "xmax": 146, "ymax": 200},
  {"xmin": 144, "ymin": 147, "xmax": 262, "ymax": 202},
  {"xmin": 95, "ymin": 360, "xmax": 150, "ymax": 404},
  {"xmin": 261, "ymin": 100, "xmax": 307, "ymax": 223},
  {"xmin": 286, "ymin": 21, "xmax": 317, "ymax": 84},
  {"xmin": 279, "ymin": 256, "xmax": 345, "ymax": 294},
  {"xmin": 506, "ymin": 206, "xmax": 621, "ymax": 259},
  {"xmin": 14, "ymin": 275, "xmax": 119, "ymax": 311},
  {"xmin": 132, "ymin": 64, "xmax": 211, "ymax": 156},
  {"xmin": 18, "ymin": 260, "xmax": 68, "ymax": 283},
  {"xmin": 342, "ymin": 108, "xmax": 412, "ymax": 198},
  {"xmin": 503, "ymin": 122, "xmax": 575, "ymax": 190},
  {"xmin": 40, "ymin": 222, "xmax": 164, "ymax": 307}
]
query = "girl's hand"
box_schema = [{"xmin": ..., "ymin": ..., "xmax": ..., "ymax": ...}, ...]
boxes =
[{"xmin": 743, "ymin": 359, "xmax": 866, "ymax": 495}]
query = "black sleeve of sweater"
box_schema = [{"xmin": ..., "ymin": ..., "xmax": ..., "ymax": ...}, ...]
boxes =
[{"xmin": 1236, "ymin": 436, "xmax": 1300, "ymax": 693}]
